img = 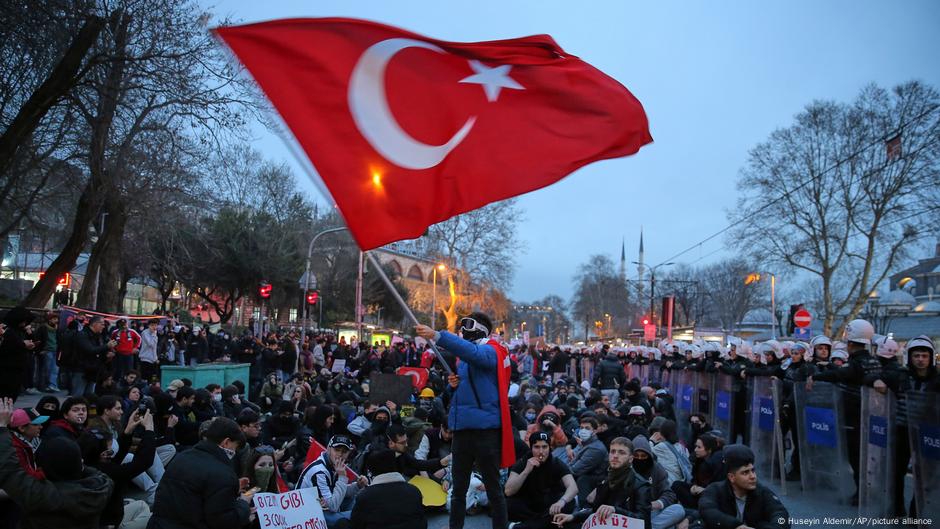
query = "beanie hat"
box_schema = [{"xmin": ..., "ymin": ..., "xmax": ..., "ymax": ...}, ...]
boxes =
[
  {"xmin": 36, "ymin": 437, "xmax": 84, "ymax": 481},
  {"xmin": 365, "ymin": 449, "xmax": 398, "ymax": 476},
  {"xmin": 529, "ymin": 431, "xmax": 550, "ymax": 447},
  {"xmin": 625, "ymin": 380, "xmax": 641, "ymax": 394},
  {"xmin": 722, "ymin": 444, "xmax": 755, "ymax": 473}
]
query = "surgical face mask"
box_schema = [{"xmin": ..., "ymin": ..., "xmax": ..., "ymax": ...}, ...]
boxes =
[
  {"xmin": 577, "ymin": 429, "xmax": 593, "ymax": 442},
  {"xmin": 212, "ymin": 393, "xmax": 222, "ymax": 402},
  {"xmin": 525, "ymin": 412, "xmax": 537, "ymax": 422},
  {"xmin": 222, "ymin": 446, "xmax": 237, "ymax": 460}
]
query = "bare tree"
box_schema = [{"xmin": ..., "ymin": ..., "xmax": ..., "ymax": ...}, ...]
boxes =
[
  {"xmin": 729, "ymin": 81, "xmax": 940, "ymax": 336},
  {"xmin": 698, "ymin": 258, "xmax": 763, "ymax": 334},
  {"xmin": 424, "ymin": 198, "xmax": 523, "ymax": 331},
  {"xmin": 571, "ymin": 255, "xmax": 636, "ymax": 340}
]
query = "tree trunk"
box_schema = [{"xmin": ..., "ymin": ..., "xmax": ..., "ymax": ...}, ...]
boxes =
[
  {"xmin": 21, "ymin": 12, "xmax": 129, "ymax": 309},
  {"xmin": 96, "ymin": 198, "xmax": 128, "ymax": 313},
  {"xmin": 0, "ymin": 15, "xmax": 105, "ymax": 198}
]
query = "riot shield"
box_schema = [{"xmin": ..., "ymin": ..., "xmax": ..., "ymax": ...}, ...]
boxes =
[
  {"xmin": 907, "ymin": 391, "xmax": 940, "ymax": 524},
  {"xmin": 649, "ymin": 363, "xmax": 662, "ymax": 386},
  {"xmin": 624, "ymin": 363, "xmax": 635, "ymax": 382},
  {"xmin": 568, "ymin": 357, "xmax": 577, "ymax": 380},
  {"xmin": 676, "ymin": 370, "xmax": 694, "ymax": 444},
  {"xmin": 858, "ymin": 386, "xmax": 896, "ymax": 519},
  {"xmin": 749, "ymin": 376, "xmax": 779, "ymax": 480},
  {"xmin": 636, "ymin": 364, "xmax": 650, "ymax": 386},
  {"xmin": 712, "ymin": 373, "xmax": 736, "ymax": 441},
  {"xmin": 793, "ymin": 381, "xmax": 853, "ymax": 504},
  {"xmin": 695, "ymin": 371, "xmax": 715, "ymax": 426}
]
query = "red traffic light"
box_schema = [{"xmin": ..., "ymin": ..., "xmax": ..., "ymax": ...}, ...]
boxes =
[
  {"xmin": 258, "ymin": 282, "xmax": 272, "ymax": 299},
  {"xmin": 306, "ymin": 291, "xmax": 319, "ymax": 305},
  {"xmin": 642, "ymin": 318, "xmax": 650, "ymax": 325}
]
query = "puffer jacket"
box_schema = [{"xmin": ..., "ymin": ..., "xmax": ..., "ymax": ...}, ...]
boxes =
[
  {"xmin": 437, "ymin": 331, "xmax": 502, "ymax": 431},
  {"xmin": 593, "ymin": 354, "xmax": 627, "ymax": 390},
  {"xmin": 524, "ymin": 405, "xmax": 569, "ymax": 448},
  {"xmin": 0, "ymin": 428, "xmax": 113, "ymax": 529}
]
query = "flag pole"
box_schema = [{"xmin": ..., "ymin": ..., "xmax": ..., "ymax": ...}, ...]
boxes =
[{"xmin": 364, "ymin": 251, "xmax": 453, "ymax": 375}]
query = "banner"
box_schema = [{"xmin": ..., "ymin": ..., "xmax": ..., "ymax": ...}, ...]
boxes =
[
  {"xmin": 579, "ymin": 512, "xmax": 644, "ymax": 529},
  {"xmin": 254, "ymin": 488, "xmax": 326, "ymax": 529}
]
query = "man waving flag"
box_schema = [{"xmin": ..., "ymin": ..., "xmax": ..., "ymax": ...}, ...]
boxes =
[{"xmin": 214, "ymin": 17, "xmax": 651, "ymax": 250}]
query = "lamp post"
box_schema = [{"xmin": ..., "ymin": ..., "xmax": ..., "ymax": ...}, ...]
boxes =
[
  {"xmin": 634, "ymin": 261, "xmax": 674, "ymax": 336},
  {"xmin": 431, "ymin": 263, "xmax": 446, "ymax": 328},
  {"xmin": 299, "ymin": 226, "xmax": 348, "ymax": 368}
]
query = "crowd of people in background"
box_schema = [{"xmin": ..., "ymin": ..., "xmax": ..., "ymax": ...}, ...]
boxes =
[{"xmin": 0, "ymin": 305, "xmax": 937, "ymax": 529}]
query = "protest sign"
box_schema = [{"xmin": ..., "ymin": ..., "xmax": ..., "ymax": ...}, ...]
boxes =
[
  {"xmin": 254, "ymin": 488, "xmax": 327, "ymax": 529},
  {"xmin": 580, "ymin": 512, "xmax": 644, "ymax": 529}
]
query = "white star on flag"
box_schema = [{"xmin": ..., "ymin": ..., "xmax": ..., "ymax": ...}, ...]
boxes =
[{"xmin": 460, "ymin": 60, "xmax": 524, "ymax": 102}]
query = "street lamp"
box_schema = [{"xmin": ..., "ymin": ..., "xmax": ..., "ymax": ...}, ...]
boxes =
[
  {"xmin": 745, "ymin": 272, "xmax": 777, "ymax": 339},
  {"xmin": 431, "ymin": 263, "xmax": 447, "ymax": 328},
  {"xmin": 633, "ymin": 261, "xmax": 674, "ymax": 335},
  {"xmin": 604, "ymin": 313, "xmax": 611, "ymax": 338},
  {"xmin": 299, "ymin": 226, "xmax": 348, "ymax": 369}
]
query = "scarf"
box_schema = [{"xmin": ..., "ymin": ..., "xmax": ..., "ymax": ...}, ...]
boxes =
[
  {"xmin": 607, "ymin": 464, "xmax": 633, "ymax": 491},
  {"xmin": 488, "ymin": 338, "xmax": 516, "ymax": 468},
  {"xmin": 13, "ymin": 431, "xmax": 41, "ymax": 452}
]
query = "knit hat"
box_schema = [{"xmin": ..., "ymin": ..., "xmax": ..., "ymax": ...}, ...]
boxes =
[
  {"xmin": 36, "ymin": 437, "xmax": 84, "ymax": 481},
  {"xmin": 529, "ymin": 431, "xmax": 550, "ymax": 447},
  {"xmin": 723, "ymin": 444, "xmax": 755, "ymax": 473},
  {"xmin": 625, "ymin": 380, "xmax": 641, "ymax": 394},
  {"xmin": 365, "ymin": 449, "xmax": 398, "ymax": 476}
]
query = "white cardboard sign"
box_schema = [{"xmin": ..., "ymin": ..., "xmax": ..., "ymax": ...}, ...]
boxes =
[
  {"xmin": 580, "ymin": 512, "xmax": 644, "ymax": 529},
  {"xmin": 253, "ymin": 488, "xmax": 327, "ymax": 529}
]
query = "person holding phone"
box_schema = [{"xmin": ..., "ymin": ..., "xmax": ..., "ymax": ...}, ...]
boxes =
[{"xmin": 149, "ymin": 417, "xmax": 251, "ymax": 529}]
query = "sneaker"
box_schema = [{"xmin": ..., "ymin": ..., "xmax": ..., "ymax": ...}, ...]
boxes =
[
  {"xmin": 43, "ymin": 385, "xmax": 60, "ymax": 393},
  {"xmin": 24, "ymin": 388, "xmax": 41, "ymax": 395}
]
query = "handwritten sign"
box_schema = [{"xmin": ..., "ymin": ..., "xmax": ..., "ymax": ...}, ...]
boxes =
[
  {"xmin": 254, "ymin": 488, "xmax": 327, "ymax": 529},
  {"xmin": 580, "ymin": 512, "xmax": 644, "ymax": 529},
  {"xmin": 330, "ymin": 359, "xmax": 346, "ymax": 373}
]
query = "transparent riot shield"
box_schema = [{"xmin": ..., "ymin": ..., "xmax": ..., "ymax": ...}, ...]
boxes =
[
  {"xmin": 907, "ymin": 391, "xmax": 940, "ymax": 524},
  {"xmin": 624, "ymin": 363, "xmax": 635, "ymax": 382},
  {"xmin": 793, "ymin": 381, "xmax": 853, "ymax": 504},
  {"xmin": 712, "ymin": 373, "xmax": 736, "ymax": 440},
  {"xmin": 749, "ymin": 376, "xmax": 779, "ymax": 480},
  {"xmin": 695, "ymin": 371, "xmax": 715, "ymax": 426},
  {"xmin": 649, "ymin": 363, "xmax": 662, "ymax": 386},
  {"xmin": 636, "ymin": 364, "xmax": 650, "ymax": 386},
  {"xmin": 568, "ymin": 357, "xmax": 577, "ymax": 380},
  {"xmin": 858, "ymin": 386, "xmax": 896, "ymax": 519},
  {"xmin": 676, "ymin": 370, "xmax": 694, "ymax": 444}
]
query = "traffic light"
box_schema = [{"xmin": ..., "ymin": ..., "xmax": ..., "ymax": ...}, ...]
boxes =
[
  {"xmin": 642, "ymin": 317, "xmax": 650, "ymax": 326},
  {"xmin": 306, "ymin": 290, "xmax": 319, "ymax": 305},
  {"xmin": 258, "ymin": 282, "xmax": 272, "ymax": 299}
]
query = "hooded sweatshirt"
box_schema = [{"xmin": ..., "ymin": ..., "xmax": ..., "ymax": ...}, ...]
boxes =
[
  {"xmin": 0, "ymin": 428, "xmax": 113, "ymax": 529},
  {"xmin": 631, "ymin": 435, "xmax": 678, "ymax": 508},
  {"xmin": 525, "ymin": 405, "xmax": 568, "ymax": 448}
]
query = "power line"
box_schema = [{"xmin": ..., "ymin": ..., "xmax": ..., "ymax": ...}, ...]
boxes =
[{"xmin": 654, "ymin": 104, "xmax": 940, "ymax": 267}]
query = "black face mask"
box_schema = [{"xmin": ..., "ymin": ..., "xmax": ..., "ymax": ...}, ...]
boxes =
[
  {"xmin": 462, "ymin": 330, "xmax": 487, "ymax": 342},
  {"xmin": 633, "ymin": 457, "xmax": 653, "ymax": 475}
]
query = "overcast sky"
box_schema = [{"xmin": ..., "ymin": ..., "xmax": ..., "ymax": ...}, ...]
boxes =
[{"xmin": 208, "ymin": 0, "xmax": 940, "ymax": 302}]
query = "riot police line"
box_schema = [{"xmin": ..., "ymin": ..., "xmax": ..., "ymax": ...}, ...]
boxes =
[{"xmin": 554, "ymin": 349, "xmax": 939, "ymax": 526}]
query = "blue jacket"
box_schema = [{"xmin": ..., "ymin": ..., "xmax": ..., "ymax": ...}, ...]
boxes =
[{"xmin": 437, "ymin": 331, "xmax": 501, "ymax": 431}]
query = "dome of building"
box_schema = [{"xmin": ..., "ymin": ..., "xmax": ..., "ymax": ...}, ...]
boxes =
[
  {"xmin": 740, "ymin": 308, "xmax": 774, "ymax": 325},
  {"xmin": 879, "ymin": 289, "xmax": 916, "ymax": 308},
  {"xmin": 914, "ymin": 301, "xmax": 940, "ymax": 313}
]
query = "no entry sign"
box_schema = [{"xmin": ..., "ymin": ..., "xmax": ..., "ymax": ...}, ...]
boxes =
[{"xmin": 794, "ymin": 309, "xmax": 812, "ymax": 328}]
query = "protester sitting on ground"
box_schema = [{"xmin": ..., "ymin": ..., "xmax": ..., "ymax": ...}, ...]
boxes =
[
  {"xmin": 235, "ymin": 409, "xmax": 263, "ymax": 474},
  {"xmin": 169, "ymin": 386, "xmax": 200, "ymax": 447},
  {"xmin": 675, "ymin": 433, "xmax": 725, "ymax": 510},
  {"xmin": 566, "ymin": 416, "xmax": 608, "ymax": 502},
  {"xmin": 385, "ymin": 423, "xmax": 450, "ymax": 478},
  {"xmin": 35, "ymin": 395, "xmax": 60, "ymax": 421},
  {"xmin": 245, "ymin": 445, "xmax": 281, "ymax": 494},
  {"xmin": 296, "ymin": 434, "xmax": 363, "ymax": 528},
  {"xmin": 525, "ymin": 405, "xmax": 568, "ymax": 449},
  {"xmin": 551, "ymin": 437, "xmax": 651, "ymax": 529},
  {"xmin": 43, "ymin": 396, "xmax": 87, "ymax": 440},
  {"xmin": 10, "ymin": 407, "xmax": 48, "ymax": 479},
  {"xmin": 623, "ymin": 406, "xmax": 650, "ymax": 440},
  {"xmin": 221, "ymin": 384, "xmax": 246, "ymax": 419},
  {"xmin": 504, "ymin": 431, "xmax": 578, "ymax": 529},
  {"xmin": 149, "ymin": 416, "xmax": 251, "ymax": 529},
  {"xmin": 650, "ymin": 418, "xmax": 693, "ymax": 485},
  {"xmin": 632, "ymin": 435, "xmax": 688, "ymax": 529},
  {"xmin": 699, "ymin": 444, "xmax": 789, "ymax": 529},
  {"xmin": 77, "ymin": 408, "xmax": 156, "ymax": 529},
  {"xmin": 350, "ymin": 449, "xmax": 427, "ymax": 529},
  {"xmin": 0, "ymin": 398, "xmax": 114, "ymax": 529},
  {"xmin": 263, "ymin": 400, "xmax": 300, "ymax": 447}
]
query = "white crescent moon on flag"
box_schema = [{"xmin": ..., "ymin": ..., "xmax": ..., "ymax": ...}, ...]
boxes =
[{"xmin": 348, "ymin": 38, "xmax": 476, "ymax": 170}]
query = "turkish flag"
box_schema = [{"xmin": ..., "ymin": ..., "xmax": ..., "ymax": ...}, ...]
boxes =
[
  {"xmin": 215, "ymin": 18, "xmax": 651, "ymax": 250},
  {"xmin": 396, "ymin": 366, "xmax": 429, "ymax": 390}
]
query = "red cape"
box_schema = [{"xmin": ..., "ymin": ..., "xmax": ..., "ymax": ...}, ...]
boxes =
[{"xmin": 488, "ymin": 339, "xmax": 516, "ymax": 468}]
